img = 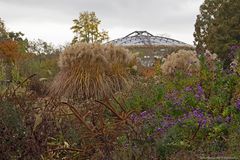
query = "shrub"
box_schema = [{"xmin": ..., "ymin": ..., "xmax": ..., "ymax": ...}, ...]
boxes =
[
  {"xmin": 161, "ymin": 49, "xmax": 200, "ymax": 75},
  {"xmin": 0, "ymin": 80, "xmax": 58, "ymax": 160},
  {"xmin": 203, "ymin": 50, "xmax": 218, "ymax": 71},
  {"xmin": 0, "ymin": 40, "xmax": 22, "ymax": 82},
  {"xmin": 18, "ymin": 53, "xmax": 59, "ymax": 80},
  {"xmin": 50, "ymin": 43, "xmax": 135, "ymax": 101}
]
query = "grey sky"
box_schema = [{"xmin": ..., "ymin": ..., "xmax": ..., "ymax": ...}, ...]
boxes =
[{"xmin": 0, "ymin": 0, "xmax": 204, "ymax": 46}]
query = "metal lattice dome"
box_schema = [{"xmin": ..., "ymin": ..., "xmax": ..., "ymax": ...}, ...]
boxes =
[{"xmin": 107, "ymin": 31, "xmax": 189, "ymax": 46}]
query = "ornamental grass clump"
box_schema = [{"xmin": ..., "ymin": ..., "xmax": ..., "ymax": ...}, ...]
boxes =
[
  {"xmin": 50, "ymin": 43, "xmax": 134, "ymax": 100},
  {"xmin": 161, "ymin": 49, "xmax": 200, "ymax": 75}
]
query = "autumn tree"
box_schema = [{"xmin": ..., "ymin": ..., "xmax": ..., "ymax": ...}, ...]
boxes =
[
  {"xmin": 194, "ymin": 0, "xmax": 240, "ymax": 66},
  {"xmin": 0, "ymin": 18, "xmax": 27, "ymax": 83},
  {"xmin": 71, "ymin": 11, "xmax": 109, "ymax": 44}
]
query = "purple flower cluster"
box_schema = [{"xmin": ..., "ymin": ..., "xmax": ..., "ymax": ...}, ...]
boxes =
[
  {"xmin": 130, "ymin": 110, "xmax": 155, "ymax": 123},
  {"xmin": 185, "ymin": 86, "xmax": 193, "ymax": 92},
  {"xmin": 185, "ymin": 84, "xmax": 206, "ymax": 101},
  {"xmin": 140, "ymin": 111, "xmax": 148, "ymax": 117},
  {"xmin": 164, "ymin": 90, "xmax": 183, "ymax": 107},
  {"xmin": 129, "ymin": 83, "xmax": 235, "ymax": 142},
  {"xmin": 229, "ymin": 45, "xmax": 240, "ymax": 60},
  {"xmin": 212, "ymin": 115, "xmax": 232, "ymax": 125},
  {"xmin": 130, "ymin": 113, "xmax": 138, "ymax": 123},
  {"xmin": 131, "ymin": 107, "xmax": 232, "ymax": 142},
  {"xmin": 195, "ymin": 84, "xmax": 205, "ymax": 100},
  {"xmin": 160, "ymin": 115, "xmax": 176, "ymax": 129},
  {"xmin": 192, "ymin": 108, "xmax": 207, "ymax": 126},
  {"xmin": 236, "ymin": 99, "xmax": 240, "ymax": 110},
  {"xmin": 155, "ymin": 108, "xmax": 212, "ymax": 135},
  {"xmin": 225, "ymin": 116, "xmax": 231, "ymax": 123}
]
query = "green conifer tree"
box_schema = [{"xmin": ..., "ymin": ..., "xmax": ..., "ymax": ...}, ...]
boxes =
[{"xmin": 194, "ymin": 0, "xmax": 240, "ymax": 66}]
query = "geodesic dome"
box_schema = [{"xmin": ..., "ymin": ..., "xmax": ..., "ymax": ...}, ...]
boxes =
[{"xmin": 107, "ymin": 31, "xmax": 189, "ymax": 46}]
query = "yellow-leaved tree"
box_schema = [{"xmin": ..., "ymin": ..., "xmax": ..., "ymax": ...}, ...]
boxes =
[{"xmin": 70, "ymin": 11, "xmax": 109, "ymax": 44}]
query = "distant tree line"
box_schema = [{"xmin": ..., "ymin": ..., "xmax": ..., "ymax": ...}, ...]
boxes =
[{"xmin": 0, "ymin": 11, "xmax": 109, "ymax": 83}]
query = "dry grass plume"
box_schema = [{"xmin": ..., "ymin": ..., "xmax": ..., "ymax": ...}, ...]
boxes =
[{"xmin": 50, "ymin": 43, "xmax": 135, "ymax": 101}]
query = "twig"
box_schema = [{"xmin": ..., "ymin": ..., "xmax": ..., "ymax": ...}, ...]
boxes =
[
  {"xmin": 112, "ymin": 95, "xmax": 126, "ymax": 112},
  {"xmin": 95, "ymin": 100, "xmax": 123, "ymax": 120},
  {"xmin": 61, "ymin": 102, "xmax": 95, "ymax": 132},
  {"xmin": 51, "ymin": 147, "xmax": 84, "ymax": 152},
  {"xmin": 13, "ymin": 74, "xmax": 36, "ymax": 93},
  {"xmin": 190, "ymin": 123, "xmax": 201, "ymax": 141}
]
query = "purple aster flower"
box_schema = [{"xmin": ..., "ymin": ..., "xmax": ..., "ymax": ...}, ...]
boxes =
[
  {"xmin": 236, "ymin": 99, "xmax": 240, "ymax": 110},
  {"xmin": 164, "ymin": 115, "xmax": 172, "ymax": 120},
  {"xmin": 140, "ymin": 111, "xmax": 148, "ymax": 117},
  {"xmin": 229, "ymin": 45, "xmax": 240, "ymax": 60},
  {"xmin": 196, "ymin": 84, "xmax": 204, "ymax": 100},
  {"xmin": 130, "ymin": 113, "xmax": 138, "ymax": 123},
  {"xmin": 225, "ymin": 116, "xmax": 231, "ymax": 123},
  {"xmin": 156, "ymin": 127, "xmax": 164, "ymax": 133},
  {"xmin": 216, "ymin": 116, "xmax": 224, "ymax": 123},
  {"xmin": 199, "ymin": 118, "xmax": 207, "ymax": 127},
  {"xmin": 192, "ymin": 109, "xmax": 204, "ymax": 118},
  {"xmin": 190, "ymin": 108, "xmax": 209, "ymax": 127},
  {"xmin": 159, "ymin": 115, "xmax": 177, "ymax": 129},
  {"xmin": 185, "ymin": 86, "xmax": 193, "ymax": 92},
  {"xmin": 198, "ymin": 85, "xmax": 203, "ymax": 92},
  {"xmin": 174, "ymin": 101, "xmax": 182, "ymax": 106}
]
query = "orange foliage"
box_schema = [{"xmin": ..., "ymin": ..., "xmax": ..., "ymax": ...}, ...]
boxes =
[
  {"xmin": 0, "ymin": 40, "xmax": 21, "ymax": 61},
  {"xmin": 140, "ymin": 67, "xmax": 156, "ymax": 78}
]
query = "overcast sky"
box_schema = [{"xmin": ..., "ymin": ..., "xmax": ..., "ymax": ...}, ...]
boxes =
[{"xmin": 0, "ymin": 0, "xmax": 204, "ymax": 46}]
